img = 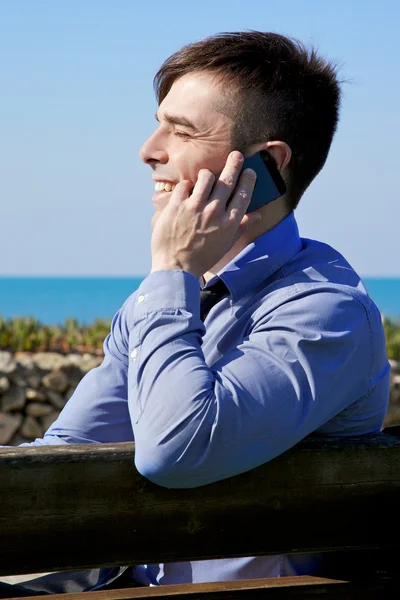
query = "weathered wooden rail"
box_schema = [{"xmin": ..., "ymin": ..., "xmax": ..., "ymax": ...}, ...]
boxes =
[{"xmin": 1, "ymin": 426, "xmax": 400, "ymax": 598}]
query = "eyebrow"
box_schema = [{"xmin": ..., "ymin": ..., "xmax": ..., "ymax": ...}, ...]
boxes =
[{"xmin": 155, "ymin": 111, "xmax": 200, "ymax": 133}]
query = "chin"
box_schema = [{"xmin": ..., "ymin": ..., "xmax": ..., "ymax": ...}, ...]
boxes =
[
  {"xmin": 152, "ymin": 202, "xmax": 169, "ymax": 214},
  {"xmin": 152, "ymin": 189, "xmax": 172, "ymax": 208},
  {"xmin": 151, "ymin": 205, "xmax": 168, "ymax": 229}
]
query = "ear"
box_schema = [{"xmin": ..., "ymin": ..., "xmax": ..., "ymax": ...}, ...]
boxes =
[
  {"xmin": 244, "ymin": 141, "xmax": 292, "ymax": 173},
  {"xmin": 265, "ymin": 141, "xmax": 292, "ymax": 173}
]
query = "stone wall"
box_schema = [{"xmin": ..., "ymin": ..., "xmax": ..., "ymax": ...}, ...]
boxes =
[
  {"xmin": 0, "ymin": 351, "xmax": 102, "ymax": 445},
  {"xmin": 1, "ymin": 351, "xmax": 400, "ymax": 446}
]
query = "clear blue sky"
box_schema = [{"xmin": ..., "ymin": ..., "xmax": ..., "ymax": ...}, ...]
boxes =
[{"xmin": 1, "ymin": 0, "xmax": 398, "ymax": 277}]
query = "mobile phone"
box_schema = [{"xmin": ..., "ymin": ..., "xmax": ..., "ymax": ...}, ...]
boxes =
[{"xmin": 239, "ymin": 151, "xmax": 286, "ymax": 214}]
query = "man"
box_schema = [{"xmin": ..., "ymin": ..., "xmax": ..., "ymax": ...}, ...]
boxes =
[{"xmin": 1, "ymin": 31, "xmax": 390, "ymax": 594}]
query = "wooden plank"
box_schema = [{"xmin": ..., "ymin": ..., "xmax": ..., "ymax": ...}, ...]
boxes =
[
  {"xmin": 3, "ymin": 576, "xmax": 397, "ymax": 600},
  {"xmin": 0, "ymin": 428, "xmax": 400, "ymax": 576}
]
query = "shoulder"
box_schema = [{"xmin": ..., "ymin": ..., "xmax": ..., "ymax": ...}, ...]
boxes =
[{"xmin": 253, "ymin": 238, "xmax": 379, "ymax": 336}]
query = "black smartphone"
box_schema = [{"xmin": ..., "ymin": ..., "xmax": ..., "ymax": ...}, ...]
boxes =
[{"xmin": 239, "ymin": 151, "xmax": 286, "ymax": 214}]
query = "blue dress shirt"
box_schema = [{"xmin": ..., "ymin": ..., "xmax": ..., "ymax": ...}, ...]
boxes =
[{"xmin": 16, "ymin": 212, "xmax": 390, "ymax": 583}]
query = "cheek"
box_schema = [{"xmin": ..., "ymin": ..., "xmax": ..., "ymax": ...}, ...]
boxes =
[
  {"xmin": 175, "ymin": 147, "xmax": 229, "ymax": 183},
  {"xmin": 173, "ymin": 147, "xmax": 203, "ymax": 182}
]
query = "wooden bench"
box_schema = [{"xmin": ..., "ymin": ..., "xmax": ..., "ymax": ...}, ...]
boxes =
[{"xmin": 1, "ymin": 426, "xmax": 400, "ymax": 599}]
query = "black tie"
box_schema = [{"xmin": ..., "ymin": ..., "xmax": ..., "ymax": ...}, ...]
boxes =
[{"xmin": 200, "ymin": 279, "xmax": 229, "ymax": 322}]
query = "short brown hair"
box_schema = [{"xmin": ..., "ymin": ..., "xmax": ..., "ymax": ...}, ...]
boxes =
[{"xmin": 154, "ymin": 31, "xmax": 341, "ymax": 209}]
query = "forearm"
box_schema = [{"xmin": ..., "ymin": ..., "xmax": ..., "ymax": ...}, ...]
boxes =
[
  {"xmin": 128, "ymin": 273, "xmax": 372, "ymax": 489},
  {"xmin": 129, "ymin": 271, "xmax": 219, "ymax": 484}
]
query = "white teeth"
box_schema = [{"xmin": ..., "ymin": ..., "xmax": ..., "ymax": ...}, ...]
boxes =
[{"xmin": 154, "ymin": 181, "xmax": 176, "ymax": 192}]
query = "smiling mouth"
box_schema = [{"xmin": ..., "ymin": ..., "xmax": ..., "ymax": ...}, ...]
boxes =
[{"xmin": 154, "ymin": 181, "xmax": 177, "ymax": 192}]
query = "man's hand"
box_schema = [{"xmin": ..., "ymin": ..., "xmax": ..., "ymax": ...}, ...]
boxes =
[{"xmin": 150, "ymin": 151, "xmax": 262, "ymax": 280}]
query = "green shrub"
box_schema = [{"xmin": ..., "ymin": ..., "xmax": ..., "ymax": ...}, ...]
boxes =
[
  {"xmin": 0, "ymin": 317, "xmax": 111, "ymax": 354},
  {"xmin": 383, "ymin": 317, "xmax": 400, "ymax": 360},
  {"xmin": 1, "ymin": 315, "xmax": 400, "ymax": 359}
]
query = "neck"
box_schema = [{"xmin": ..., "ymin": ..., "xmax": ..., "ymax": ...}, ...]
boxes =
[{"xmin": 203, "ymin": 199, "xmax": 290, "ymax": 283}]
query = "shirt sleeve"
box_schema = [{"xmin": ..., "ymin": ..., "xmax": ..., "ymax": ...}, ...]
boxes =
[
  {"xmin": 130, "ymin": 271, "xmax": 376, "ymax": 488},
  {"xmin": 14, "ymin": 295, "xmax": 136, "ymax": 447}
]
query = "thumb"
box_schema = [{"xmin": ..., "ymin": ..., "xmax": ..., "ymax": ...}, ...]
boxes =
[
  {"xmin": 238, "ymin": 211, "xmax": 262, "ymax": 235},
  {"xmin": 231, "ymin": 212, "xmax": 262, "ymax": 247}
]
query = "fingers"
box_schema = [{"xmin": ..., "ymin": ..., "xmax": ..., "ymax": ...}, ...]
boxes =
[
  {"xmin": 210, "ymin": 151, "xmax": 244, "ymax": 206},
  {"xmin": 186, "ymin": 151, "xmax": 245, "ymax": 210},
  {"xmin": 168, "ymin": 179, "xmax": 194, "ymax": 206},
  {"xmin": 226, "ymin": 168, "xmax": 257, "ymax": 223},
  {"xmin": 191, "ymin": 169, "xmax": 216, "ymax": 203},
  {"xmin": 168, "ymin": 152, "xmax": 256, "ymax": 222}
]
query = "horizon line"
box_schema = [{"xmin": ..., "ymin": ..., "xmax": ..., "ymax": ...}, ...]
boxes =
[{"xmin": 1, "ymin": 274, "xmax": 400, "ymax": 280}]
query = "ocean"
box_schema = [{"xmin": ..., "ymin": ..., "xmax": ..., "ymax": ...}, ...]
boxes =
[{"xmin": 0, "ymin": 276, "xmax": 399, "ymax": 325}]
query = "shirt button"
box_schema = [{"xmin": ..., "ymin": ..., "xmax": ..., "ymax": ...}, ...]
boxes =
[
  {"xmin": 130, "ymin": 348, "xmax": 138, "ymax": 360},
  {"xmin": 137, "ymin": 294, "xmax": 147, "ymax": 304}
]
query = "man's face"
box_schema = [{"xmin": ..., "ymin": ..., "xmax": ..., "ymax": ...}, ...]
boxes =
[{"xmin": 139, "ymin": 72, "xmax": 234, "ymax": 213}]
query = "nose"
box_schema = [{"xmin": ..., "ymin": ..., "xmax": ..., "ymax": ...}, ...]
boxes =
[{"xmin": 139, "ymin": 129, "xmax": 168, "ymax": 166}]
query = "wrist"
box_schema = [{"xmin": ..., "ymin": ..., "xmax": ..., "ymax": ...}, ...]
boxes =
[
  {"xmin": 151, "ymin": 263, "xmax": 202, "ymax": 282},
  {"xmin": 151, "ymin": 261, "xmax": 182, "ymax": 273}
]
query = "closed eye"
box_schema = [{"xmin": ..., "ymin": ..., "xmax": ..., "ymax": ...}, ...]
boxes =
[{"xmin": 174, "ymin": 131, "xmax": 191, "ymax": 138}]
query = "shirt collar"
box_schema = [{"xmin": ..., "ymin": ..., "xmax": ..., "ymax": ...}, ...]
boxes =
[{"xmin": 205, "ymin": 212, "xmax": 302, "ymax": 302}]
